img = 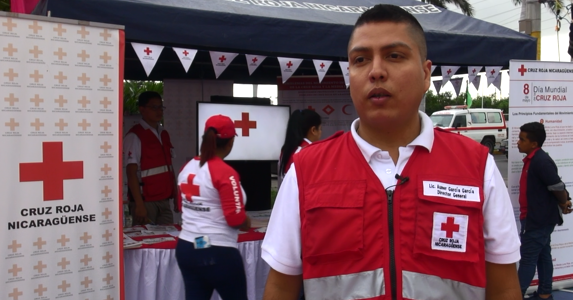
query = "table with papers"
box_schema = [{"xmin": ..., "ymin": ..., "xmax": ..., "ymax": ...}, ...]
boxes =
[{"xmin": 123, "ymin": 211, "xmax": 271, "ymax": 300}]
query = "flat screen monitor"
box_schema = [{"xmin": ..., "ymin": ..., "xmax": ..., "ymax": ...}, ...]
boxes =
[{"xmin": 196, "ymin": 102, "xmax": 290, "ymax": 161}]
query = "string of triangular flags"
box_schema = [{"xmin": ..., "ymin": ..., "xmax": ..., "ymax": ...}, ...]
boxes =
[
  {"xmin": 132, "ymin": 42, "xmax": 505, "ymax": 90},
  {"xmin": 433, "ymin": 65, "xmax": 504, "ymax": 96}
]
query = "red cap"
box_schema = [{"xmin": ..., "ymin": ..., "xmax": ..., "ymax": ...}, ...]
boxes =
[{"xmin": 205, "ymin": 114, "xmax": 237, "ymax": 138}]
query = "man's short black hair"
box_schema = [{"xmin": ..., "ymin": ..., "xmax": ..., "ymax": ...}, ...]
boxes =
[
  {"xmin": 138, "ymin": 91, "xmax": 162, "ymax": 107},
  {"xmin": 520, "ymin": 122, "xmax": 546, "ymax": 147},
  {"xmin": 351, "ymin": 4, "xmax": 427, "ymax": 60}
]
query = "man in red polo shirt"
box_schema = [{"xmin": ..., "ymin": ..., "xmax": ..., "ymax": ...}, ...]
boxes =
[{"xmin": 517, "ymin": 121, "xmax": 572, "ymax": 300}]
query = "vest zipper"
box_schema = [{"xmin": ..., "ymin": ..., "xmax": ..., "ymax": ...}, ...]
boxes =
[{"xmin": 386, "ymin": 189, "xmax": 397, "ymax": 300}]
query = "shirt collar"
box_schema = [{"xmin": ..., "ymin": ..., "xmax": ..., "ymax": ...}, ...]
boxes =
[
  {"xmin": 139, "ymin": 118, "xmax": 163, "ymax": 133},
  {"xmin": 350, "ymin": 111, "xmax": 434, "ymax": 163},
  {"xmin": 523, "ymin": 147, "xmax": 540, "ymax": 163}
]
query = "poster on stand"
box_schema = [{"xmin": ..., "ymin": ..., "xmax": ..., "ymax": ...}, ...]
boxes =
[
  {"xmin": 509, "ymin": 60, "xmax": 573, "ymax": 290},
  {"xmin": 0, "ymin": 13, "xmax": 124, "ymax": 300}
]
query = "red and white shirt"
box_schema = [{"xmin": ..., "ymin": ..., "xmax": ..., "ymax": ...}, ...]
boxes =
[{"xmin": 177, "ymin": 157, "xmax": 247, "ymax": 248}]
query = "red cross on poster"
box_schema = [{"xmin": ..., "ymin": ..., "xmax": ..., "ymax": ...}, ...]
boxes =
[{"xmin": 19, "ymin": 142, "xmax": 83, "ymax": 200}]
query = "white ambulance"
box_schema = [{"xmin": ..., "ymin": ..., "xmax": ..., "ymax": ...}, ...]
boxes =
[{"xmin": 430, "ymin": 106, "xmax": 507, "ymax": 154}]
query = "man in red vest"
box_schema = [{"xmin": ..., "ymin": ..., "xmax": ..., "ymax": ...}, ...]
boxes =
[
  {"xmin": 124, "ymin": 91, "xmax": 178, "ymax": 225},
  {"xmin": 262, "ymin": 4, "xmax": 522, "ymax": 300}
]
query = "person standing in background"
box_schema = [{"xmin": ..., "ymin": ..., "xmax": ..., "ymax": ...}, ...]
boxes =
[
  {"xmin": 124, "ymin": 91, "xmax": 178, "ymax": 225},
  {"xmin": 176, "ymin": 114, "xmax": 251, "ymax": 300},
  {"xmin": 278, "ymin": 109, "xmax": 322, "ymax": 187},
  {"xmin": 517, "ymin": 121, "xmax": 572, "ymax": 300}
]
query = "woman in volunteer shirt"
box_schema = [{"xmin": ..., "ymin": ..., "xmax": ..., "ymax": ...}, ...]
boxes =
[
  {"xmin": 278, "ymin": 109, "xmax": 322, "ymax": 186},
  {"xmin": 175, "ymin": 114, "xmax": 251, "ymax": 300}
]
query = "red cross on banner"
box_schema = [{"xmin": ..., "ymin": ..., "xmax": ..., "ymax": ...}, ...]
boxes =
[
  {"xmin": 277, "ymin": 57, "xmax": 303, "ymax": 83},
  {"xmin": 312, "ymin": 59, "xmax": 333, "ymax": 83},
  {"xmin": 19, "ymin": 142, "xmax": 84, "ymax": 200},
  {"xmin": 173, "ymin": 47, "xmax": 198, "ymax": 73},
  {"xmin": 131, "ymin": 42, "xmax": 164, "ymax": 77},
  {"xmin": 440, "ymin": 66, "xmax": 460, "ymax": 87}
]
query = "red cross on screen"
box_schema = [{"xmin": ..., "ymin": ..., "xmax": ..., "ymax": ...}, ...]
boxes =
[
  {"xmin": 234, "ymin": 112, "xmax": 257, "ymax": 137},
  {"xmin": 19, "ymin": 142, "xmax": 83, "ymax": 200}
]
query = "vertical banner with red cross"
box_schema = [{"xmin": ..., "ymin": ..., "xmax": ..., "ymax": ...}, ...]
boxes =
[
  {"xmin": 277, "ymin": 76, "xmax": 357, "ymax": 138},
  {"xmin": 0, "ymin": 13, "xmax": 124, "ymax": 300},
  {"xmin": 509, "ymin": 60, "xmax": 573, "ymax": 292}
]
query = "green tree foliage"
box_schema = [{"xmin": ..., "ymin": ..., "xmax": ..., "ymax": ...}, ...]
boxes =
[
  {"xmin": 421, "ymin": 0, "xmax": 474, "ymax": 16},
  {"xmin": 425, "ymin": 90, "xmax": 508, "ymax": 116},
  {"xmin": 0, "ymin": 0, "xmax": 10, "ymax": 12},
  {"xmin": 123, "ymin": 80, "xmax": 164, "ymax": 115}
]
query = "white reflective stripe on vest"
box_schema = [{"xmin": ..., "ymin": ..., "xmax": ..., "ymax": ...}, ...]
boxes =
[
  {"xmin": 303, "ymin": 268, "xmax": 384, "ymax": 300},
  {"xmin": 140, "ymin": 165, "xmax": 171, "ymax": 178},
  {"xmin": 402, "ymin": 270, "xmax": 485, "ymax": 300}
]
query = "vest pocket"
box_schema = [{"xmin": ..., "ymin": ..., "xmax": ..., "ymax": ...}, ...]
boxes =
[
  {"xmin": 413, "ymin": 177, "xmax": 483, "ymax": 263},
  {"xmin": 302, "ymin": 181, "xmax": 366, "ymax": 265}
]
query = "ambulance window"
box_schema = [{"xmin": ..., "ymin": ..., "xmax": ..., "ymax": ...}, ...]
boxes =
[
  {"xmin": 453, "ymin": 115, "xmax": 467, "ymax": 128},
  {"xmin": 487, "ymin": 112, "xmax": 502, "ymax": 123},
  {"xmin": 470, "ymin": 112, "xmax": 486, "ymax": 123}
]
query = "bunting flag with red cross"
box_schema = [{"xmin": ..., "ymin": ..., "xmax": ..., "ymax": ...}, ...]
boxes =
[
  {"xmin": 277, "ymin": 57, "xmax": 303, "ymax": 83},
  {"xmin": 132, "ymin": 42, "xmax": 164, "ymax": 76},
  {"xmin": 440, "ymin": 66, "xmax": 460, "ymax": 87},
  {"xmin": 450, "ymin": 77, "xmax": 463, "ymax": 97},
  {"xmin": 485, "ymin": 66, "xmax": 503, "ymax": 87},
  {"xmin": 467, "ymin": 66, "xmax": 483, "ymax": 90},
  {"xmin": 245, "ymin": 54, "xmax": 267, "ymax": 76},
  {"xmin": 339, "ymin": 61, "xmax": 350, "ymax": 88},
  {"xmin": 209, "ymin": 51, "xmax": 239, "ymax": 79},
  {"xmin": 173, "ymin": 47, "xmax": 198, "ymax": 73},
  {"xmin": 312, "ymin": 59, "xmax": 332, "ymax": 83}
]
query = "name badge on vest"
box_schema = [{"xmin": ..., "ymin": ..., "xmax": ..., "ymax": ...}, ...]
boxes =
[
  {"xmin": 431, "ymin": 212, "xmax": 468, "ymax": 253},
  {"xmin": 423, "ymin": 181, "xmax": 480, "ymax": 202}
]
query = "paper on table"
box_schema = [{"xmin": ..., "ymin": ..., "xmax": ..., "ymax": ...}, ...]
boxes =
[
  {"xmin": 250, "ymin": 219, "xmax": 269, "ymax": 228},
  {"xmin": 141, "ymin": 237, "xmax": 176, "ymax": 244},
  {"xmin": 246, "ymin": 209, "xmax": 272, "ymax": 220},
  {"xmin": 145, "ymin": 225, "xmax": 178, "ymax": 232},
  {"xmin": 123, "ymin": 233, "xmax": 143, "ymax": 249}
]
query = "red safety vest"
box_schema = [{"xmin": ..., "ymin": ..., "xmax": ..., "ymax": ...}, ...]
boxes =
[
  {"xmin": 128, "ymin": 124, "xmax": 174, "ymax": 202},
  {"xmin": 294, "ymin": 129, "xmax": 488, "ymax": 300}
]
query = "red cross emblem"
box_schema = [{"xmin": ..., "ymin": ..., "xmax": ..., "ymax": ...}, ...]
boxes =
[
  {"xmin": 252, "ymin": 57, "xmax": 258, "ymax": 63},
  {"xmin": 219, "ymin": 55, "xmax": 226, "ymax": 63},
  {"xmin": 490, "ymin": 69, "xmax": 495, "ymax": 75},
  {"xmin": 234, "ymin": 112, "xmax": 257, "ymax": 137},
  {"xmin": 19, "ymin": 142, "xmax": 84, "ymax": 200},
  {"xmin": 143, "ymin": 47, "xmax": 152, "ymax": 55},
  {"xmin": 180, "ymin": 174, "xmax": 200, "ymax": 201},
  {"xmin": 320, "ymin": 63, "xmax": 325, "ymax": 69},
  {"xmin": 182, "ymin": 50, "xmax": 189, "ymax": 56},
  {"xmin": 447, "ymin": 69, "xmax": 452, "ymax": 75},
  {"xmin": 286, "ymin": 61, "xmax": 293, "ymax": 68},
  {"xmin": 441, "ymin": 216, "xmax": 460, "ymax": 238},
  {"xmin": 472, "ymin": 69, "xmax": 476, "ymax": 74},
  {"xmin": 518, "ymin": 64, "xmax": 527, "ymax": 76},
  {"xmin": 307, "ymin": 105, "xmax": 315, "ymax": 111}
]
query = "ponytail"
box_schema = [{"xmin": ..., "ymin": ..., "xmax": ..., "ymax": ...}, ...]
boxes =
[
  {"xmin": 200, "ymin": 127, "xmax": 234, "ymax": 167},
  {"xmin": 200, "ymin": 128, "xmax": 217, "ymax": 167},
  {"xmin": 279, "ymin": 109, "xmax": 321, "ymax": 175}
]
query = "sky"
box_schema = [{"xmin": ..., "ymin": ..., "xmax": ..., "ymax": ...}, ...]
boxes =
[{"xmin": 235, "ymin": 1, "xmax": 572, "ymax": 101}]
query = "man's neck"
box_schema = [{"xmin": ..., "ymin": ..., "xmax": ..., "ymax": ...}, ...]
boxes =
[
  {"xmin": 143, "ymin": 119, "xmax": 159, "ymax": 131},
  {"xmin": 357, "ymin": 115, "xmax": 421, "ymax": 164}
]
